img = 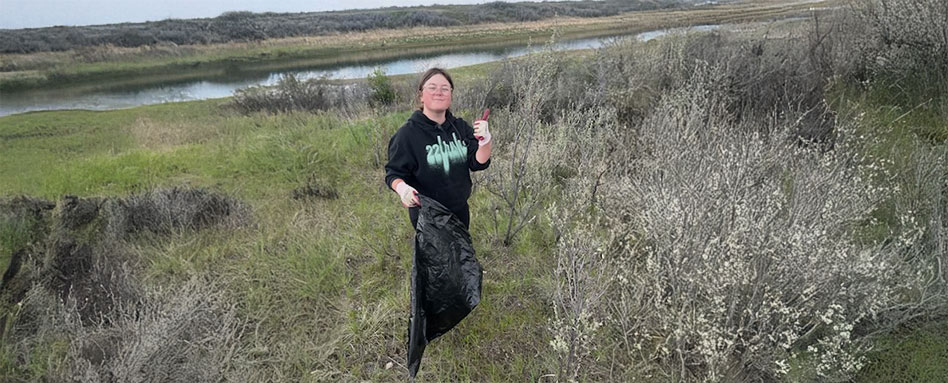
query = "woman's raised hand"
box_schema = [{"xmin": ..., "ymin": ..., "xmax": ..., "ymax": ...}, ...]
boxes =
[{"xmin": 473, "ymin": 120, "xmax": 490, "ymax": 145}]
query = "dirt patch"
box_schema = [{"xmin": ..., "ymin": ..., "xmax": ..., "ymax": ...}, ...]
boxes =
[
  {"xmin": 291, "ymin": 177, "xmax": 338, "ymax": 200},
  {"xmin": 124, "ymin": 187, "xmax": 250, "ymax": 233},
  {"xmin": 0, "ymin": 187, "xmax": 249, "ymax": 327}
]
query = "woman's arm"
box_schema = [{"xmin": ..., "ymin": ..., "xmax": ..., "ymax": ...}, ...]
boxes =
[
  {"xmin": 385, "ymin": 127, "xmax": 421, "ymax": 207},
  {"xmin": 475, "ymin": 141, "xmax": 491, "ymax": 164},
  {"xmin": 472, "ymin": 119, "xmax": 492, "ymax": 167}
]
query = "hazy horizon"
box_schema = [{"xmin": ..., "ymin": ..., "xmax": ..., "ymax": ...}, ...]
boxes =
[{"xmin": 0, "ymin": 0, "xmax": 577, "ymax": 29}]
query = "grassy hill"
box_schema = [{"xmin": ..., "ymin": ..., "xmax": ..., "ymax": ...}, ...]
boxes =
[
  {"xmin": 1, "ymin": 1, "xmax": 946, "ymax": 382},
  {"xmin": 0, "ymin": 87, "xmax": 565, "ymax": 381}
]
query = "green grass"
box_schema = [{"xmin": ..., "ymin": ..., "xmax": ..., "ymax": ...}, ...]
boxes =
[
  {"xmin": 856, "ymin": 322, "xmax": 948, "ymax": 383},
  {"xmin": 0, "ymin": 69, "xmax": 562, "ymax": 379},
  {"xmin": 824, "ymin": 78, "xmax": 948, "ymax": 248},
  {"xmin": 820, "ymin": 80, "xmax": 948, "ymax": 383},
  {"xmin": 0, "ymin": 217, "xmax": 29, "ymax": 277},
  {"xmin": 0, "ymin": 100, "xmax": 218, "ymax": 197},
  {"xmin": 0, "ymin": 336, "xmax": 70, "ymax": 380},
  {"xmin": 847, "ymin": 75, "xmax": 948, "ymax": 144}
]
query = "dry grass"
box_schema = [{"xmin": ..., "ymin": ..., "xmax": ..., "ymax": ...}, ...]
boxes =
[
  {"xmin": 127, "ymin": 117, "xmax": 220, "ymax": 151},
  {"xmin": 1, "ymin": 189, "xmax": 253, "ymax": 381}
]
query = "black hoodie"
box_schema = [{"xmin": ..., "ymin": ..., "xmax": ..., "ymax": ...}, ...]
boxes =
[{"xmin": 385, "ymin": 109, "xmax": 491, "ymax": 211}]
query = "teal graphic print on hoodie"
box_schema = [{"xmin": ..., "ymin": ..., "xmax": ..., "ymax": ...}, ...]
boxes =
[
  {"xmin": 384, "ymin": 109, "xmax": 491, "ymax": 211},
  {"xmin": 426, "ymin": 133, "xmax": 468, "ymax": 174}
]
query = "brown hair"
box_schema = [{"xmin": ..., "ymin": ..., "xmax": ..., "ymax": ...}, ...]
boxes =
[{"xmin": 416, "ymin": 67, "xmax": 454, "ymax": 110}]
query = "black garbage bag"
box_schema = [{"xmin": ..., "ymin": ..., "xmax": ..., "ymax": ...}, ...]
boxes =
[{"xmin": 408, "ymin": 195, "xmax": 483, "ymax": 378}]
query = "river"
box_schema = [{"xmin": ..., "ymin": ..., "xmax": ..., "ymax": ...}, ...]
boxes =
[{"xmin": 0, "ymin": 25, "xmax": 719, "ymax": 117}]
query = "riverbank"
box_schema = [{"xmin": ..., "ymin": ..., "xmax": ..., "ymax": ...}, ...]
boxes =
[{"xmin": 0, "ymin": 0, "xmax": 832, "ymax": 93}]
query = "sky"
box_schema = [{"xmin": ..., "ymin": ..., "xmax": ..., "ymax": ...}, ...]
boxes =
[{"xmin": 0, "ymin": 0, "xmax": 555, "ymax": 29}]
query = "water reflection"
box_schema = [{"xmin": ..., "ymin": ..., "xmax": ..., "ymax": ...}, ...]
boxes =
[{"xmin": 0, "ymin": 25, "xmax": 721, "ymax": 116}]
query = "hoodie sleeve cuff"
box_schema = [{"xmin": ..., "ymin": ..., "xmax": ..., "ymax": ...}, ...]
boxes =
[{"xmin": 470, "ymin": 157, "xmax": 490, "ymax": 172}]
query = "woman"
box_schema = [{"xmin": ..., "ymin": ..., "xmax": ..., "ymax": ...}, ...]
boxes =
[{"xmin": 384, "ymin": 67, "xmax": 493, "ymax": 229}]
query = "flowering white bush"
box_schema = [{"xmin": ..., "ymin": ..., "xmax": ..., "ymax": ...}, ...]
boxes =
[
  {"xmin": 859, "ymin": 0, "xmax": 948, "ymax": 59},
  {"xmin": 538, "ymin": 103, "xmax": 621, "ymax": 381},
  {"xmin": 547, "ymin": 212, "xmax": 609, "ymax": 381},
  {"xmin": 854, "ymin": 0, "xmax": 948, "ymax": 90},
  {"xmin": 594, "ymin": 65, "xmax": 938, "ymax": 381}
]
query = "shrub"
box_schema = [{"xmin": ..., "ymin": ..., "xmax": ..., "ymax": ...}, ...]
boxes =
[
  {"xmin": 479, "ymin": 51, "xmax": 560, "ymax": 246},
  {"xmin": 231, "ymin": 74, "xmax": 367, "ymax": 115},
  {"xmin": 843, "ymin": 0, "xmax": 948, "ymax": 108},
  {"xmin": 593, "ymin": 28, "xmax": 834, "ymax": 141},
  {"xmin": 595, "ymin": 65, "xmax": 939, "ymax": 381},
  {"xmin": 114, "ymin": 29, "xmax": 157, "ymax": 48},
  {"xmin": 856, "ymin": 0, "xmax": 948, "ymax": 73},
  {"xmin": 67, "ymin": 276, "xmax": 247, "ymax": 382},
  {"xmin": 546, "ymin": 201, "xmax": 614, "ymax": 382},
  {"xmin": 367, "ymin": 68, "xmax": 396, "ymax": 107},
  {"xmin": 0, "ymin": 189, "xmax": 251, "ymax": 382},
  {"xmin": 450, "ymin": 64, "xmax": 517, "ymax": 113},
  {"xmin": 210, "ymin": 11, "xmax": 267, "ymax": 42},
  {"xmin": 5, "ymin": 276, "xmax": 248, "ymax": 383}
]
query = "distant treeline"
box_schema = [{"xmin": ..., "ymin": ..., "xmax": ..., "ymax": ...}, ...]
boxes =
[{"xmin": 0, "ymin": 0, "xmax": 690, "ymax": 54}]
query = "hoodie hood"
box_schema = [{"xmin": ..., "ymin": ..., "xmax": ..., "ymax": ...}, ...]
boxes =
[{"xmin": 409, "ymin": 109, "xmax": 459, "ymax": 132}]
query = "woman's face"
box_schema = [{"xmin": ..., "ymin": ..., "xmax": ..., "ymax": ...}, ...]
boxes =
[{"xmin": 420, "ymin": 74, "xmax": 453, "ymax": 113}]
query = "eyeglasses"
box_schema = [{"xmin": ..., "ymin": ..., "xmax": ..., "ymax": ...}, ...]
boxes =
[{"xmin": 423, "ymin": 85, "xmax": 453, "ymax": 94}]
